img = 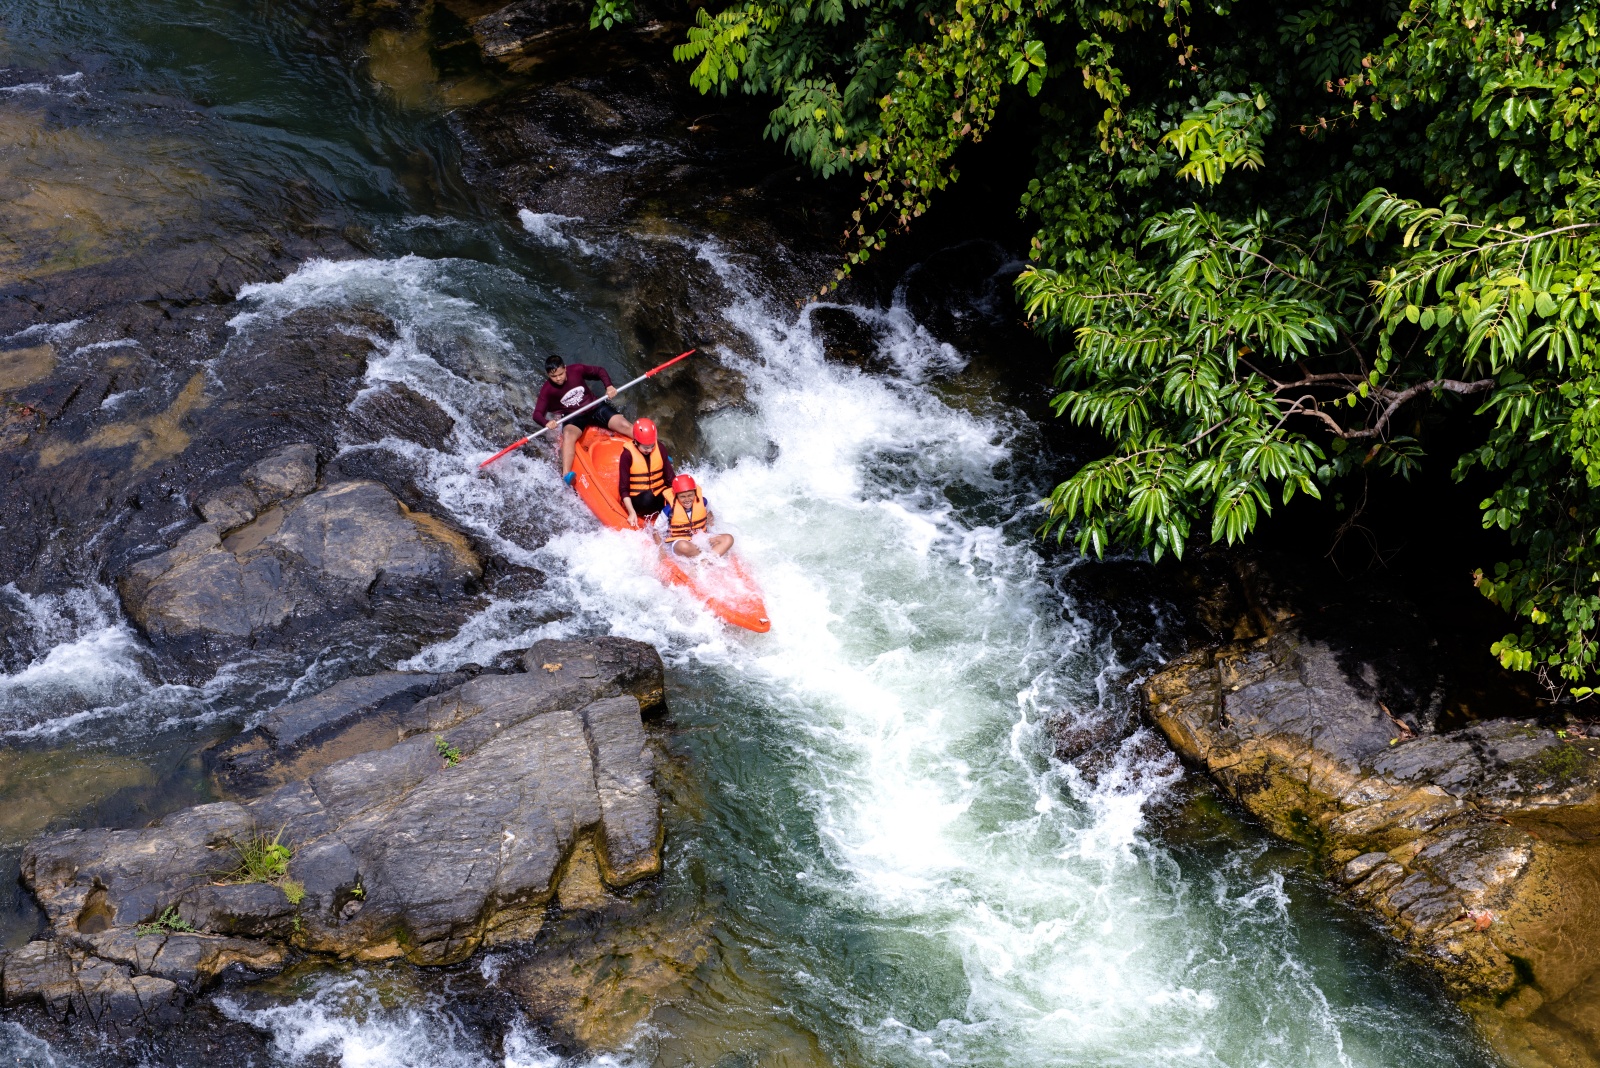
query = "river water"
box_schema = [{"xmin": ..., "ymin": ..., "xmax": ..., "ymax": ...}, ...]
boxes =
[{"xmin": 0, "ymin": 2, "xmax": 1502, "ymax": 1066}]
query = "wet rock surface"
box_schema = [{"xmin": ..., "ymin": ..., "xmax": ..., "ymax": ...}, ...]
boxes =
[
  {"xmin": 1145, "ymin": 626, "xmax": 1600, "ymax": 1067},
  {"xmin": 1, "ymin": 637, "xmax": 666, "ymax": 1032},
  {"xmin": 117, "ymin": 443, "xmax": 482, "ymax": 653},
  {"xmin": 210, "ymin": 636, "xmax": 665, "ymax": 796},
  {"xmin": 0, "ymin": 297, "xmax": 495, "ymax": 681},
  {"xmin": 471, "ymin": 0, "xmax": 592, "ymax": 63}
]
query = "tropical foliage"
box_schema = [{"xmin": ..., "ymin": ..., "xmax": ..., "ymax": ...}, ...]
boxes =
[{"xmin": 595, "ymin": 0, "xmax": 1600, "ymax": 686}]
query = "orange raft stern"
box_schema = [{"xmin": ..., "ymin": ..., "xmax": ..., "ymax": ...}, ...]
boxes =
[{"xmin": 570, "ymin": 427, "xmax": 771, "ymax": 633}]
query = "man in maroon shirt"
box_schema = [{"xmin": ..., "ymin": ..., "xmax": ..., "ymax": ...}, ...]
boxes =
[{"xmin": 533, "ymin": 355, "xmax": 634, "ymax": 484}]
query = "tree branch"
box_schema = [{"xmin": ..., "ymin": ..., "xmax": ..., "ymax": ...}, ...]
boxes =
[{"xmin": 1279, "ymin": 377, "xmax": 1494, "ymax": 440}]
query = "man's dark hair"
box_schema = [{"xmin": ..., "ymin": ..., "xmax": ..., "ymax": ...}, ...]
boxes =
[{"xmin": 544, "ymin": 354, "xmax": 564, "ymax": 374}]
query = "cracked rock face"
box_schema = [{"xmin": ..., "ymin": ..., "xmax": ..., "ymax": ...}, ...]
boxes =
[
  {"xmin": 1, "ymin": 637, "xmax": 665, "ymax": 1032},
  {"xmin": 1146, "ymin": 628, "xmax": 1600, "ymax": 1066}
]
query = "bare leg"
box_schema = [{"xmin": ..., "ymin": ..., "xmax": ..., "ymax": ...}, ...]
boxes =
[
  {"xmin": 672, "ymin": 539, "xmax": 700, "ymax": 558},
  {"xmin": 710, "ymin": 533, "xmax": 734, "ymax": 556},
  {"xmin": 560, "ymin": 424, "xmax": 582, "ymax": 477},
  {"xmin": 607, "ymin": 412, "xmax": 634, "ymax": 437}
]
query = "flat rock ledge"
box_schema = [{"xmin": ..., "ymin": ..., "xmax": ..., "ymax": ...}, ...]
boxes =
[
  {"xmin": 1147, "ymin": 628, "xmax": 1600, "ymax": 1067},
  {"xmin": 0, "ymin": 636, "xmax": 665, "ymax": 1036}
]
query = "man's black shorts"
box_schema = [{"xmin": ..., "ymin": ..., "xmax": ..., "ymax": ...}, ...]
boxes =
[
  {"xmin": 629, "ymin": 491, "xmax": 667, "ymax": 519},
  {"xmin": 567, "ymin": 401, "xmax": 621, "ymax": 431}
]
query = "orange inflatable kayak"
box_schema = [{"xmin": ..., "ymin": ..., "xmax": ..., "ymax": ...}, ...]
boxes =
[{"xmin": 570, "ymin": 427, "xmax": 771, "ymax": 633}]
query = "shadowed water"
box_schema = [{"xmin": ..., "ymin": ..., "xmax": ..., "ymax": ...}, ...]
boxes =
[{"xmin": 0, "ymin": 1, "xmax": 1505, "ymax": 1066}]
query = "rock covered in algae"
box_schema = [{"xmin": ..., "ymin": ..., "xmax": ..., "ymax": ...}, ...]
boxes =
[{"xmin": 1, "ymin": 637, "xmax": 666, "ymax": 1033}]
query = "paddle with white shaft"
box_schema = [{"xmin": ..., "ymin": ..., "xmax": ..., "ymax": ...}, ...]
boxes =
[{"xmin": 476, "ymin": 349, "xmax": 695, "ymax": 470}]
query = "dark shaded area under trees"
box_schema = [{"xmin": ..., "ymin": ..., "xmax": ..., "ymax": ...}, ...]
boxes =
[{"xmin": 588, "ymin": 0, "xmax": 1600, "ymax": 692}]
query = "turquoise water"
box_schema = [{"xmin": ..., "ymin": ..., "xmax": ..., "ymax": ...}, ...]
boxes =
[{"xmin": 0, "ymin": 3, "xmax": 1501, "ymax": 1065}]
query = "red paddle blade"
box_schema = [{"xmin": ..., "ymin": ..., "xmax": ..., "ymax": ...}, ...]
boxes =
[
  {"xmin": 646, "ymin": 348, "xmax": 695, "ymax": 376},
  {"xmin": 478, "ymin": 436, "xmax": 530, "ymax": 469}
]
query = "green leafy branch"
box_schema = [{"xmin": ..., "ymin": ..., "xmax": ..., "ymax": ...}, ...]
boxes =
[
  {"xmin": 836, "ymin": 0, "xmax": 1058, "ymax": 286},
  {"xmin": 1163, "ymin": 90, "xmax": 1276, "ymax": 187}
]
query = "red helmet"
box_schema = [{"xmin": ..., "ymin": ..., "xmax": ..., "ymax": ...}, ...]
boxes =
[
  {"xmin": 633, "ymin": 418, "xmax": 657, "ymax": 446},
  {"xmin": 671, "ymin": 474, "xmax": 696, "ymax": 495}
]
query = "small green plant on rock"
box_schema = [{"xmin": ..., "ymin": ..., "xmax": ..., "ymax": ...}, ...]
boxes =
[
  {"xmin": 136, "ymin": 906, "xmax": 195, "ymax": 936},
  {"xmin": 435, "ymin": 735, "xmax": 461, "ymax": 767},
  {"xmin": 222, "ymin": 826, "xmax": 292, "ymax": 883},
  {"xmin": 218, "ymin": 825, "xmax": 304, "ymax": 905}
]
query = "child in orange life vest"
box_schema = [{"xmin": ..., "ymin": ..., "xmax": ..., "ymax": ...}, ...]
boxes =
[
  {"xmin": 661, "ymin": 474, "xmax": 733, "ymax": 558},
  {"xmin": 618, "ymin": 418, "xmax": 675, "ymax": 527}
]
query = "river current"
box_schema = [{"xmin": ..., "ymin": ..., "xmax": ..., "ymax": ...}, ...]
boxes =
[{"xmin": 0, "ymin": 2, "xmax": 1503, "ymax": 1065}]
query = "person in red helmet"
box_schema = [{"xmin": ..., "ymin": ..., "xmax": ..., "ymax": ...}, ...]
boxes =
[
  {"xmin": 618, "ymin": 418, "xmax": 676, "ymax": 527},
  {"xmin": 532, "ymin": 355, "xmax": 634, "ymax": 485},
  {"xmin": 661, "ymin": 474, "xmax": 733, "ymax": 557}
]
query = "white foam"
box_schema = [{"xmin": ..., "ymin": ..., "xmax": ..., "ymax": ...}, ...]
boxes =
[
  {"xmin": 0, "ymin": 584, "xmax": 241, "ymax": 740},
  {"xmin": 219, "ymin": 974, "xmax": 493, "ymax": 1068},
  {"xmin": 69, "ymin": 338, "xmax": 140, "ymax": 356},
  {"xmin": 0, "ymin": 586, "xmax": 152, "ymax": 733},
  {"xmin": 0, "ymin": 1020, "xmax": 70, "ymax": 1066},
  {"xmin": 4, "ymin": 318, "xmax": 84, "ymax": 344},
  {"xmin": 218, "ymin": 973, "xmax": 630, "ymax": 1068},
  {"xmin": 517, "ymin": 210, "xmax": 594, "ymax": 255},
  {"xmin": 0, "ymin": 73, "xmax": 85, "ymax": 96}
]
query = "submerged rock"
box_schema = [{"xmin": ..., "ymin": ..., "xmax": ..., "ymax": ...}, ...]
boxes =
[
  {"xmin": 506, "ymin": 901, "xmax": 715, "ymax": 1049},
  {"xmin": 2, "ymin": 637, "xmax": 666, "ymax": 1032},
  {"xmin": 1145, "ymin": 628, "xmax": 1600, "ymax": 1066}
]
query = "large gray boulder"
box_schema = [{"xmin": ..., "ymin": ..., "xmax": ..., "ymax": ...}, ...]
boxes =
[
  {"xmin": 2, "ymin": 637, "xmax": 666, "ymax": 1031},
  {"xmin": 119, "ymin": 444, "xmax": 482, "ymax": 644}
]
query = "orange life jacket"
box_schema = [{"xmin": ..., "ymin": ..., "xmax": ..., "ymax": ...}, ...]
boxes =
[
  {"xmin": 621, "ymin": 441, "xmax": 668, "ymax": 495},
  {"xmin": 663, "ymin": 488, "xmax": 708, "ymax": 542}
]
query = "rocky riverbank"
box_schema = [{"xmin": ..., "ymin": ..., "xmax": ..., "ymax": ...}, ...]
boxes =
[
  {"xmin": 1128, "ymin": 563, "xmax": 1600, "ymax": 1068},
  {"xmin": 1, "ymin": 635, "xmax": 664, "ymax": 1034}
]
